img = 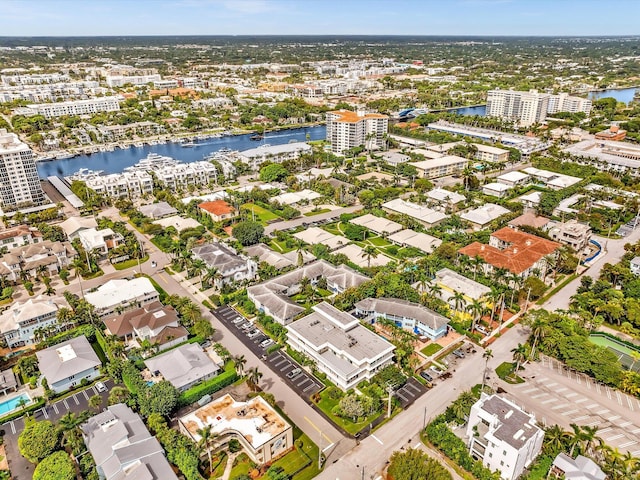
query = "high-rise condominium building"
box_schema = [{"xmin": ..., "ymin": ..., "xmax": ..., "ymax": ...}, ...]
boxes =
[
  {"xmin": 546, "ymin": 93, "xmax": 592, "ymax": 115},
  {"xmin": 326, "ymin": 109, "xmax": 388, "ymax": 154},
  {"xmin": 486, "ymin": 90, "xmax": 550, "ymax": 127},
  {"xmin": 0, "ymin": 129, "xmax": 45, "ymax": 209}
]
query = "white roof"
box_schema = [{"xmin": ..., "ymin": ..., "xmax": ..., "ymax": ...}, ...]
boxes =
[
  {"xmin": 240, "ymin": 142, "xmax": 311, "ymax": 159},
  {"xmin": 272, "ymin": 189, "xmax": 321, "ymax": 206},
  {"xmin": 474, "ymin": 143, "xmax": 509, "ymax": 155},
  {"xmin": 333, "ymin": 244, "xmax": 391, "ymax": 268},
  {"xmin": 497, "ymin": 171, "xmax": 530, "ymax": 183},
  {"xmin": 59, "ymin": 216, "xmax": 98, "ymax": 237},
  {"xmin": 153, "ymin": 215, "xmax": 203, "ymax": 231},
  {"xmin": 382, "ymin": 198, "xmax": 448, "ymax": 225},
  {"xmin": 461, "ymin": 203, "xmax": 510, "ymax": 226},
  {"xmin": 293, "ymin": 227, "xmax": 349, "ymax": 250},
  {"xmin": 410, "ymin": 154, "xmax": 469, "ymax": 170},
  {"xmin": 517, "ymin": 191, "xmax": 542, "ymax": 205},
  {"xmin": 350, "ymin": 214, "xmax": 403, "ymax": 235},
  {"xmin": 388, "ymin": 229, "xmax": 442, "ymax": 253},
  {"xmin": 180, "ymin": 190, "xmax": 228, "ymax": 204},
  {"xmin": 0, "ymin": 295, "xmax": 62, "ymax": 334},
  {"xmin": 434, "ymin": 268, "xmax": 491, "ymax": 300},
  {"xmin": 410, "ymin": 148, "xmax": 445, "ymax": 159},
  {"xmin": 85, "ymin": 278, "xmax": 157, "ymax": 310},
  {"xmin": 483, "ymin": 182, "xmax": 511, "ymax": 192},
  {"xmin": 426, "ymin": 188, "xmax": 465, "ymax": 204},
  {"xmin": 77, "ymin": 228, "xmax": 116, "ymax": 251}
]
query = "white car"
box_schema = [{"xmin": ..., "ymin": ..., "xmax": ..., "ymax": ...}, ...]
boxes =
[{"xmin": 95, "ymin": 382, "xmax": 107, "ymax": 393}]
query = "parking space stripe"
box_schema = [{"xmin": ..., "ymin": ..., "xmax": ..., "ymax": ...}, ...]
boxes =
[
  {"xmin": 605, "ymin": 434, "xmax": 624, "ymax": 441},
  {"xmin": 572, "ymin": 415, "xmax": 590, "ymax": 421},
  {"xmin": 531, "ymin": 393, "xmax": 548, "ymax": 399},
  {"xmin": 618, "ymin": 421, "xmax": 632, "ymax": 428},
  {"xmin": 619, "ymin": 441, "xmax": 637, "ymax": 448},
  {"xmin": 562, "ymin": 409, "xmax": 579, "ymax": 416},
  {"xmin": 574, "ymin": 398, "xmax": 587, "ymax": 404},
  {"xmin": 551, "ymin": 404, "xmax": 569, "ymax": 410},
  {"xmin": 73, "ymin": 394, "xmax": 80, "ymax": 405},
  {"xmin": 53, "ymin": 403, "xmax": 59, "ymax": 414},
  {"xmin": 586, "ymin": 421, "xmax": 600, "ymax": 427},
  {"xmin": 41, "ymin": 408, "xmax": 48, "ymax": 419},
  {"xmin": 10, "ymin": 421, "xmax": 15, "ymax": 434},
  {"xmin": 63, "ymin": 399, "xmax": 69, "ymax": 410},
  {"xmin": 608, "ymin": 415, "xmax": 621, "ymax": 422},
  {"xmin": 83, "ymin": 390, "xmax": 89, "ymax": 400},
  {"xmin": 565, "ymin": 392, "xmax": 579, "ymax": 398},
  {"xmin": 599, "ymin": 427, "xmax": 612, "ymax": 434},
  {"xmin": 541, "ymin": 398, "xmax": 555, "ymax": 405}
]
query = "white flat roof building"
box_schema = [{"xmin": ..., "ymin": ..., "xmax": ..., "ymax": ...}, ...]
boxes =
[
  {"xmin": 483, "ymin": 182, "xmax": 512, "ymax": 198},
  {"xmin": 85, "ymin": 277, "xmax": 159, "ymax": 318},
  {"xmin": 382, "ymin": 198, "xmax": 449, "ymax": 227},
  {"xmin": 333, "ymin": 243, "xmax": 392, "ymax": 268},
  {"xmin": 467, "ymin": 394, "xmax": 544, "ymax": 480},
  {"xmin": 388, "ymin": 229, "xmax": 442, "ymax": 253},
  {"xmin": 85, "ymin": 171, "xmax": 153, "ymax": 199},
  {"xmin": 350, "ymin": 213, "xmax": 403, "ymax": 236},
  {"xmin": 496, "ymin": 171, "xmax": 530, "ymax": 187},
  {"xmin": 26, "ymin": 96, "xmax": 121, "ymax": 119},
  {"xmin": 293, "ymin": 227, "xmax": 349, "ymax": 250},
  {"xmin": 434, "ymin": 268, "xmax": 491, "ymax": 302},
  {"xmin": 409, "ymin": 155, "xmax": 469, "ymax": 179},
  {"xmin": 426, "ymin": 188, "xmax": 466, "ymax": 205},
  {"xmin": 272, "ymin": 189, "xmax": 321, "ymax": 206},
  {"xmin": 521, "ymin": 167, "xmax": 581, "ymax": 190},
  {"xmin": 240, "ymin": 142, "xmax": 312, "ymax": 169},
  {"xmin": 461, "ymin": 203, "xmax": 511, "ymax": 229},
  {"xmin": 287, "ymin": 302, "xmax": 395, "ymax": 390},
  {"xmin": 179, "ymin": 394, "xmax": 293, "ymax": 465}
]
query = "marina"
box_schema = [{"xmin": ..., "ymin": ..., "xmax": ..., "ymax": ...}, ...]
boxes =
[{"xmin": 35, "ymin": 125, "xmax": 326, "ymax": 179}]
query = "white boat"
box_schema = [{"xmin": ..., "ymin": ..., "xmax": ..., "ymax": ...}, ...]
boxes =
[
  {"xmin": 55, "ymin": 152, "xmax": 75, "ymax": 160},
  {"xmin": 126, "ymin": 152, "xmax": 179, "ymax": 172},
  {"xmin": 134, "ymin": 142, "xmax": 144, "ymax": 148},
  {"xmin": 182, "ymin": 142, "xmax": 197, "ymax": 147}
]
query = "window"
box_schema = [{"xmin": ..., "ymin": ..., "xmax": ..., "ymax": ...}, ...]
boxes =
[
  {"xmin": 500, "ymin": 461, "xmax": 504, "ymax": 466},
  {"xmin": 503, "ymin": 450, "xmax": 507, "ymax": 456}
]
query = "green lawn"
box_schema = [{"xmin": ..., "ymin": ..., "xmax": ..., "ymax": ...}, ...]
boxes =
[
  {"xmin": 421, "ymin": 343, "xmax": 443, "ymax": 356},
  {"xmin": 229, "ymin": 453, "xmax": 255, "ymax": 479},
  {"xmin": 269, "ymin": 239, "xmax": 295, "ymax": 253},
  {"xmin": 322, "ymin": 223, "xmax": 342, "ymax": 236},
  {"xmin": 242, "ymin": 203, "xmax": 280, "ymax": 224},
  {"xmin": 367, "ymin": 236, "xmax": 391, "ymax": 247},
  {"xmin": 495, "ymin": 362, "xmax": 525, "ymax": 384},
  {"xmin": 270, "ymin": 433, "xmax": 319, "ymax": 479},
  {"xmin": 304, "ymin": 208, "xmax": 331, "ymax": 217},
  {"xmin": 315, "ymin": 390, "xmax": 382, "ymax": 435},
  {"xmin": 209, "ymin": 452, "xmax": 228, "ymax": 479},
  {"xmin": 113, "ymin": 255, "xmax": 149, "ymax": 270}
]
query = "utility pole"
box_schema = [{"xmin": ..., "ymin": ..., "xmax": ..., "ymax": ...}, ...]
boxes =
[
  {"xmin": 318, "ymin": 431, "xmax": 323, "ymax": 470},
  {"xmin": 423, "ymin": 406, "xmax": 427, "ymax": 429},
  {"xmin": 386, "ymin": 384, "xmax": 394, "ymax": 418},
  {"xmin": 524, "ymin": 287, "xmax": 532, "ymax": 313}
]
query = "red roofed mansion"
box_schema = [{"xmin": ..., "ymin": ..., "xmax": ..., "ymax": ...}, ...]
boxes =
[{"xmin": 458, "ymin": 227, "xmax": 560, "ymax": 281}]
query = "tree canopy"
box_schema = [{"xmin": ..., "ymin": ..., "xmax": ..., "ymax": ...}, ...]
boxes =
[
  {"xmin": 387, "ymin": 448, "xmax": 452, "ymax": 480},
  {"xmin": 18, "ymin": 420, "xmax": 60, "ymax": 464},
  {"xmin": 33, "ymin": 451, "xmax": 75, "ymax": 480},
  {"xmin": 232, "ymin": 220, "xmax": 264, "ymax": 246},
  {"xmin": 259, "ymin": 163, "xmax": 289, "ymax": 182}
]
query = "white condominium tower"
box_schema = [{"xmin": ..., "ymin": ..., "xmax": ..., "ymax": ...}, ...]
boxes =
[
  {"xmin": 486, "ymin": 89, "xmax": 550, "ymax": 127},
  {"xmin": 326, "ymin": 109, "xmax": 388, "ymax": 154},
  {"xmin": 546, "ymin": 93, "xmax": 592, "ymax": 115},
  {"xmin": 0, "ymin": 129, "xmax": 45, "ymax": 209}
]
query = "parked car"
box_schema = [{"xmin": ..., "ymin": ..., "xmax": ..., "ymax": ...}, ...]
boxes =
[
  {"xmin": 95, "ymin": 382, "xmax": 107, "ymax": 393},
  {"xmin": 476, "ymin": 325, "xmax": 489, "ymax": 335},
  {"xmin": 420, "ymin": 371, "xmax": 433, "ymax": 382},
  {"xmin": 247, "ymin": 330, "xmax": 261, "ymax": 339},
  {"xmin": 452, "ymin": 349, "xmax": 465, "ymax": 359},
  {"xmin": 260, "ymin": 339, "xmax": 274, "ymax": 348},
  {"xmin": 232, "ymin": 317, "xmax": 244, "ymax": 325},
  {"xmin": 287, "ymin": 368, "xmax": 302, "ymax": 379},
  {"xmin": 428, "ymin": 366, "xmax": 442, "ymax": 377}
]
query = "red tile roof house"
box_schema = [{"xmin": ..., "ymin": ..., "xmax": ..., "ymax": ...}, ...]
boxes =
[
  {"xmin": 198, "ymin": 200, "xmax": 237, "ymax": 222},
  {"xmin": 459, "ymin": 227, "xmax": 561, "ymax": 283}
]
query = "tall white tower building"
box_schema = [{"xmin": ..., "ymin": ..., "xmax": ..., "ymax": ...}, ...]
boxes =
[
  {"xmin": 486, "ymin": 90, "xmax": 550, "ymax": 127},
  {"xmin": 0, "ymin": 129, "xmax": 46, "ymax": 209}
]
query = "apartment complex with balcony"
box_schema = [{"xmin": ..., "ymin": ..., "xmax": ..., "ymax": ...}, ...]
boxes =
[
  {"xmin": 0, "ymin": 129, "xmax": 46, "ymax": 209},
  {"xmin": 326, "ymin": 109, "xmax": 388, "ymax": 154},
  {"xmin": 85, "ymin": 171, "xmax": 153, "ymax": 199},
  {"xmin": 24, "ymin": 96, "xmax": 121, "ymax": 118}
]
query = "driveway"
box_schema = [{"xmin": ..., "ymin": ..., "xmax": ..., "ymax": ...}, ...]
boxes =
[{"xmin": 1, "ymin": 379, "xmax": 114, "ymax": 480}]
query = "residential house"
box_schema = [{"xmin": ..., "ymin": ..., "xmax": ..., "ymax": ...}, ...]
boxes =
[
  {"xmin": 549, "ymin": 453, "xmax": 606, "ymax": 480},
  {"xmin": 103, "ymin": 301, "xmax": 188, "ymax": 350},
  {"xmin": 409, "ymin": 155, "xmax": 469, "ymax": 179},
  {"xmin": 139, "ymin": 201, "xmax": 178, "ymax": 220},
  {"xmin": 198, "ymin": 200, "xmax": 237, "ymax": 222},
  {"xmin": 355, "ymin": 297, "xmax": 450, "ymax": 340},
  {"xmin": 145, "ymin": 343, "xmax": 219, "ymax": 392},
  {"xmin": 0, "ymin": 295, "xmax": 65, "ymax": 348},
  {"xmin": 426, "ymin": 188, "xmax": 466, "ymax": 209},
  {"xmin": 192, "ymin": 243, "xmax": 257, "ymax": 287},
  {"xmin": 547, "ymin": 220, "xmax": 592, "ymax": 252},
  {"xmin": 0, "ymin": 240, "xmax": 76, "ymax": 282},
  {"xmin": 248, "ymin": 260, "xmax": 368, "ymax": 325},
  {"xmin": 630, "ymin": 256, "xmax": 640, "ymax": 276},
  {"xmin": 387, "ymin": 229, "xmax": 442, "ymax": 253},
  {"xmin": 507, "ymin": 212, "xmax": 551, "ymax": 231},
  {"xmin": 459, "ymin": 227, "xmax": 561, "ymax": 281},
  {"xmin": 36, "ymin": 335, "xmax": 101, "ymax": 393},
  {"xmin": 245, "ymin": 243, "xmax": 315, "ymax": 270},
  {"xmin": 293, "ymin": 227, "xmax": 349, "ymax": 251},
  {"xmin": 271, "ymin": 189, "xmax": 321, "ymax": 206},
  {"xmin": 0, "ymin": 225, "xmax": 41, "ymax": 249},
  {"xmin": 432, "ymin": 268, "xmax": 492, "ymax": 313},
  {"xmin": 84, "ymin": 277, "xmax": 160, "ymax": 318},
  {"xmin": 461, "ymin": 204, "xmax": 511, "ymax": 230},
  {"xmin": 350, "ymin": 214, "xmax": 403, "ymax": 236},
  {"xmin": 466, "ymin": 394, "xmax": 544, "ymax": 480},
  {"xmin": 180, "ymin": 394, "xmax": 293, "ymax": 465},
  {"xmin": 59, "ymin": 216, "xmax": 98, "ymax": 241},
  {"xmin": 496, "ymin": 171, "xmax": 530, "ymax": 187},
  {"xmin": 77, "ymin": 228, "xmax": 124, "ymax": 257},
  {"xmin": 482, "ymin": 183, "xmax": 512, "ymax": 198},
  {"xmin": 81, "ymin": 403, "xmax": 178, "ymax": 480},
  {"xmin": 287, "ymin": 302, "xmax": 395, "ymax": 390}
]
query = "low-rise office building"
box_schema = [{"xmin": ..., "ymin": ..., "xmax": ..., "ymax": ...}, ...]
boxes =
[
  {"xmin": 82, "ymin": 403, "xmax": 178, "ymax": 480},
  {"xmin": 37, "ymin": 335, "xmax": 101, "ymax": 393},
  {"xmin": 355, "ymin": 297, "xmax": 450, "ymax": 340},
  {"xmin": 287, "ymin": 302, "xmax": 395, "ymax": 390},
  {"xmin": 467, "ymin": 394, "xmax": 544, "ymax": 480},
  {"xmin": 179, "ymin": 394, "xmax": 293, "ymax": 465}
]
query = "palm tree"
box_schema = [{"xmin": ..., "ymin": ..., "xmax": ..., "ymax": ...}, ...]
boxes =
[
  {"xmin": 543, "ymin": 425, "xmax": 570, "ymax": 456},
  {"xmin": 471, "ymin": 255, "xmax": 484, "ymax": 280},
  {"xmin": 89, "ymin": 394, "xmax": 103, "ymax": 412},
  {"xmin": 527, "ymin": 315, "xmax": 547, "ymax": 361},
  {"xmin": 467, "ymin": 298, "xmax": 485, "ymax": 333},
  {"xmin": 189, "ymin": 258, "xmax": 207, "ymax": 289},
  {"xmin": 233, "ymin": 354, "xmax": 247, "ymax": 376},
  {"xmin": 361, "ymin": 245, "xmax": 378, "ymax": 268},
  {"xmin": 511, "ymin": 343, "xmax": 527, "ymax": 374},
  {"xmin": 181, "ymin": 301, "xmax": 202, "ymax": 327},
  {"xmin": 452, "ymin": 290, "xmax": 466, "ymax": 317},
  {"xmin": 481, "ymin": 349, "xmax": 493, "ymax": 393},
  {"xmin": 108, "ymin": 386, "xmax": 129, "ymax": 406},
  {"xmin": 247, "ymin": 367, "xmax": 263, "ymax": 391},
  {"xmin": 197, "ymin": 425, "xmax": 216, "ymax": 474},
  {"xmin": 427, "ymin": 282, "xmax": 442, "ymax": 299}
]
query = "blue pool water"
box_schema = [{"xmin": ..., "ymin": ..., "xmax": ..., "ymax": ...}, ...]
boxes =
[
  {"xmin": 0, "ymin": 393, "xmax": 30, "ymax": 415},
  {"xmin": 146, "ymin": 381, "xmax": 154, "ymax": 387}
]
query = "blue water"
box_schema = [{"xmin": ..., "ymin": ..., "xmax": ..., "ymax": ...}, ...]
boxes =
[
  {"xmin": 0, "ymin": 393, "xmax": 30, "ymax": 415},
  {"xmin": 36, "ymin": 125, "xmax": 327, "ymax": 179},
  {"xmin": 450, "ymin": 105, "xmax": 487, "ymax": 117},
  {"xmin": 588, "ymin": 87, "xmax": 637, "ymax": 104}
]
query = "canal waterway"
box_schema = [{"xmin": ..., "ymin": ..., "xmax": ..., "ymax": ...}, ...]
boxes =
[{"xmin": 36, "ymin": 125, "xmax": 327, "ymax": 179}]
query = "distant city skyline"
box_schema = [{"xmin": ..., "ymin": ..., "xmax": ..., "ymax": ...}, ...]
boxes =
[{"xmin": 0, "ymin": 0, "xmax": 639, "ymax": 37}]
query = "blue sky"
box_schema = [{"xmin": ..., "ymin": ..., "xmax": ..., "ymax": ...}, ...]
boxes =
[{"xmin": 0, "ymin": 0, "xmax": 638, "ymax": 36}]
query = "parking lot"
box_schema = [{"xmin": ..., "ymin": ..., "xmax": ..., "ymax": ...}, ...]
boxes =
[
  {"xmin": 1, "ymin": 379, "xmax": 114, "ymax": 480},
  {"xmin": 266, "ymin": 350, "xmax": 323, "ymax": 398},
  {"xmin": 212, "ymin": 306, "xmax": 324, "ymax": 399},
  {"xmin": 395, "ymin": 377, "xmax": 428, "ymax": 409}
]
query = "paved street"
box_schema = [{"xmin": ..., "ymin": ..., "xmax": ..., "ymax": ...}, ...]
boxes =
[{"xmin": 543, "ymin": 228, "xmax": 640, "ymax": 311}]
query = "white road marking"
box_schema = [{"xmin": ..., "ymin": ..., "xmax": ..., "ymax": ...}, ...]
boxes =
[
  {"xmin": 619, "ymin": 441, "xmax": 637, "ymax": 448},
  {"xmin": 605, "ymin": 434, "xmax": 624, "ymax": 441},
  {"xmin": 562, "ymin": 409, "xmax": 579, "ymax": 416},
  {"xmin": 599, "ymin": 427, "xmax": 613, "ymax": 434},
  {"xmin": 619, "ymin": 421, "xmax": 632, "ymax": 428},
  {"xmin": 574, "ymin": 398, "xmax": 588, "ymax": 404},
  {"xmin": 371, "ymin": 434, "xmax": 383, "ymax": 445},
  {"xmin": 551, "ymin": 404, "xmax": 569, "ymax": 410},
  {"xmin": 572, "ymin": 415, "xmax": 590, "ymax": 422},
  {"xmin": 541, "ymin": 398, "xmax": 556, "ymax": 405},
  {"xmin": 9, "ymin": 421, "xmax": 15, "ymax": 434},
  {"xmin": 565, "ymin": 392, "xmax": 579, "ymax": 398},
  {"xmin": 586, "ymin": 421, "xmax": 601, "ymax": 427},
  {"xmin": 531, "ymin": 393, "xmax": 548, "ymax": 399},
  {"xmin": 53, "ymin": 403, "xmax": 59, "ymax": 414},
  {"xmin": 608, "ymin": 415, "xmax": 621, "ymax": 422}
]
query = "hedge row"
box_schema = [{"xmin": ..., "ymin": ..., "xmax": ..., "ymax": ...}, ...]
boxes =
[{"xmin": 178, "ymin": 363, "xmax": 238, "ymax": 407}]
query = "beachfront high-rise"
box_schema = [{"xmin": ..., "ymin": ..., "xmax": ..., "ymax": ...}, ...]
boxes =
[{"xmin": 0, "ymin": 129, "xmax": 45, "ymax": 210}]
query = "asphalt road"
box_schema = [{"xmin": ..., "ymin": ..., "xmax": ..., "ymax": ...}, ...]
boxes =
[{"xmin": 542, "ymin": 227, "xmax": 640, "ymax": 312}]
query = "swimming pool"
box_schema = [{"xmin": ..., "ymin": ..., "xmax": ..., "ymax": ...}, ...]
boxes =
[{"xmin": 0, "ymin": 393, "xmax": 31, "ymax": 416}]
